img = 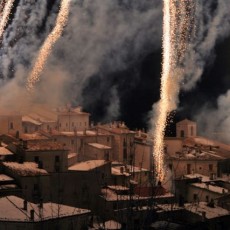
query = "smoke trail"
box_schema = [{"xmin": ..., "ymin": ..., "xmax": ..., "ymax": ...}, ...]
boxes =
[
  {"xmin": 0, "ymin": 0, "xmax": 15, "ymax": 39},
  {"xmin": 26, "ymin": 0, "xmax": 71, "ymax": 91},
  {"xmin": 182, "ymin": 0, "xmax": 230, "ymax": 90},
  {"xmin": 186, "ymin": 0, "xmax": 230, "ymax": 143},
  {"xmin": 0, "ymin": 0, "xmax": 163, "ymax": 115},
  {"xmin": 0, "ymin": 0, "xmax": 48, "ymax": 81}
]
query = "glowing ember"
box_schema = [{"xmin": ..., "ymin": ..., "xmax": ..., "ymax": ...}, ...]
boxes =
[
  {"xmin": 152, "ymin": 0, "xmax": 195, "ymax": 182},
  {"xmin": 26, "ymin": 0, "xmax": 71, "ymax": 91},
  {"xmin": 0, "ymin": 0, "xmax": 15, "ymax": 39}
]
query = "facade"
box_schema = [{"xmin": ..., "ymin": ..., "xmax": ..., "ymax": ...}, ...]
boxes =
[
  {"xmin": 57, "ymin": 107, "xmax": 90, "ymax": 132},
  {"xmin": 0, "ymin": 113, "xmax": 22, "ymax": 136},
  {"xmin": 96, "ymin": 123, "xmax": 135, "ymax": 163},
  {"xmin": 176, "ymin": 119, "xmax": 197, "ymax": 138}
]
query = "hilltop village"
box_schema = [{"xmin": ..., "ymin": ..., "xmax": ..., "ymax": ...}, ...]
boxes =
[{"xmin": 0, "ymin": 106, "xmax": 230, "ymax": 229}]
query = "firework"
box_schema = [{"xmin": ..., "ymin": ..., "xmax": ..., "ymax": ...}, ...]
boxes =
[
  {"xmin": 26, "ymin": 0, "xmax": 71, "ymax": 91},
  {"xmin": 152, "ymin": 0, "xmax": 195, "ymax": 182},
  {"xmin": 0, "ymin": 0, "xmax": 15, "ymax": 39}
]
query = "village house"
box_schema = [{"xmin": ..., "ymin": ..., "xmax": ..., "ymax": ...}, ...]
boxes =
[{"xmin": 0, "ymin": 195, "xmax": 90, "ymax": 230}]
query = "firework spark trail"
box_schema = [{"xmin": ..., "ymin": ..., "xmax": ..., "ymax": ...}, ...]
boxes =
[
  {"xmin": 152, "ymin": 0, "xmax": 195, "ymax": 182},
  {"xmin": 153, "ymin": 0, "xmax": 172, "ymax": 182},
  {"xmin": 0, "ymin": 0, "xmax": 15, "ymax": 39},
  {"xmin": 26, "ymin": 0, "xmax": 71, "ymax": 91}
]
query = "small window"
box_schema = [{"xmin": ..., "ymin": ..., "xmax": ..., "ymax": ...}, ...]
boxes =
[
  {"xmin": 34, "ymin": 156, "xmax": 39, "ymax": 163},
  {"xmin": 55, "ymin": 156, "xmax": 60, "ymax": 162},
  {"xmin": 72, "ymin": 122, "xmax": 74, "ymax": 127},
  {"xmin": 71, "ymin": 140, "xmax": 74, "ymax": 145},
  {"xmin": 193, "ymin": 194, "xmax": 198, "ymax": 201},
  {"xmin": 180, "ymin": 130, "xmax": 185, "ymax": 137},
  {"xmin": 10, "ymin": 122, "xmax": 14, "ymax": 129},
  {"xmin": 209, "ymin": 164, "xmax": 213, "ymax": 172},
  {"xmin": 107, "ymin": 137, "xmax": 110, "ymax": 142}
]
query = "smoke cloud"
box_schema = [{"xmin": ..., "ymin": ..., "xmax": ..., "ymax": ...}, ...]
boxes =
[
  {"xmin": 182, "ymin": 0, "xmax": 230, "ymax": 90},
  {"xmin": 0, "ymin": 0, "xmax": 162, "ymax": 119}
]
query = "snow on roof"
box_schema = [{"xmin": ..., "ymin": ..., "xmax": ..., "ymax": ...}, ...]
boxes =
[
  {"xmin": 184, "ymin": 174, "xmax": 210, "ymax": 182},
  {"xmin": 111, "ymin": 167, "xmax": 130, "ymax": 177},
  {"xmin": 68, "ymin": 153, "xmax": 77, "ymax": 159},
  {"xmin": 100, "ymin": 188, "xmax": 148, "ymax": 201},
  {"xmin": 104, "ymin": 220, "xmax": 122, "ymax": 229},
  {"xmin": 68, "ymin": 160, "xmax": 107, "ymax": 171},
  {"xmin": 97, "ymin": 125, "xmax": 135, "ymax": 135},
  {"xmin": 107, "ymin": 185, "xmax": 129, "ymax": 191},
  {"xmin": 3, "ymin": 162, "xmax": 48, "ymax": 176},
  {"xmin": 0, "ymin": 147, "xmax": 13, "ymax": 156},
  {"xmin": 26, "ymin": 141, "xmax": 66, "ymax": 151},
  {"xmin": 20, "ymin": 133, "xmax": 48, "ymax": 141},
  {"xmin": 0, "ymin": 174, "xmax": 14, "ymax": 182},
  {"xmin": 190, "ymin": 182, "xmax": 228, "ymax": 194},
  {"xmin": 184, "ymin": 202, "xmax": 229, "ymax": 219},
  {"xmin": 0, "ymin": 195, "xmax": 90, "ymax": 222},
  {"xmin": 88, "ymin": 143, "xmax": 111, "ymax": 150},
  {"xmin": 22, "ymin": 116, "xmax": 42, "ymax": 125},
  {"xmin": 28, "ymin": 113, "xmax": 56, "ymax": 123}
]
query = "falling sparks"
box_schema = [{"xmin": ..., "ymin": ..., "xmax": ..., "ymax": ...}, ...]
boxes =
[
  {"xmin": 26, "ymin": 0, "xmax": 71, "ymax": 91},
  {"xmin": 152, "ymin": 0, "xmax": 195, "ymax": 182},
  {"xmin": 0, "ymin": 0, "xmax": 15, "ymax": 39}
]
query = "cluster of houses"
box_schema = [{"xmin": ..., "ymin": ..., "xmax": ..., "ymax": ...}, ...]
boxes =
[{"xmin": 0, "ymin": 106, "xmax": 230, "ymax": 229}]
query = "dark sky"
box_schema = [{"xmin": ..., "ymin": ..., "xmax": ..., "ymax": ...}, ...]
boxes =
[{"xmin": 82, "ymin": 34, "xmax": 230, "ymax": 136}]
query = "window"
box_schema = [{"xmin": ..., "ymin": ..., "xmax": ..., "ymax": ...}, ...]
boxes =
[
  {"xmin": 191, "ymin": 126, "xmax": 194, "ymax": 136},
  {"xmin": 180, "ymin": 130, "xmax": 185, "ymax": 137},
  {"xmin": 10, "ymin": 122, "xmax": 14, "ymax": 129},
  {"xmin": 34, "ymin": 156, "xmax": 39, "ymax": 163},
  {"xmin": 71, "ymin": 139, "xmax": 74, "ymax": 145},
  {"xmin": 209, "ymin": 164, "xmax": 213, "ymax": 172},
  {"xmin": 55, "ymin": 156, "xmax": 60, "ymax": 162},
  {"xmin": 72, "ymin": 122, "xmax": 74, "ymax": 127},
  {"xmin": 187, "ymin": 164, "xmax": 191, "ymax": 174},
  {"xmin": 193, "ymin": 193, "xmax": 198, "ymax": 201},
  {"xmin": 107, "ymin": 137, "xmax": 110, "ymax": 142}
]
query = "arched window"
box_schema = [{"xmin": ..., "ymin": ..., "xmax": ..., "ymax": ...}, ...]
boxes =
[{"xmin": 180, "ymin": 130, "xmax": 185, "ymax": 137}]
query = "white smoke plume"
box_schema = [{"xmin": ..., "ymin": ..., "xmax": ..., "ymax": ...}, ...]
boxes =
[
  {"xmin": 182, "ymin": 0, "xmax": 230, "ymax": 90},
  {"xmin": 190, "ymin": 0, "xmax": 230, "ymax": 143},
  {"xmin": 0, "ymin": 0, "xmax": 162, "ymax": 118}
]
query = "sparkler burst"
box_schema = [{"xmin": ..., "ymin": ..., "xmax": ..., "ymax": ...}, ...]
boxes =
[
  {"xmin": 26, "ymin": 0, "xmax": 71, "ymax": 91},
  {"xmin": 0, "ymin": 0, "xmax": 15, "ymax": 39},
  {"xmin": 152, "ymin": 0, "xmax": 195, "ymax": 182}
]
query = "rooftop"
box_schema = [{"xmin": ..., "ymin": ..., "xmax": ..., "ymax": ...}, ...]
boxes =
[
  {"xmin": 184, "ymin": 202, "xmax": 229, "ymax": 219},
  {"xmin": 97, "ymin": 123, "xmax": 135, "ymax": 135},
  {"xmin": 0, "ymin": 146, "xmax": 13, "ymax": 156},
  {"xmin": 25, "ymin": 140, "xmax": 66, "ymax": 151},
  {"xmin": 2, "ymin": 162, "xmax": 48, "ymax": 176},
  {"xmin": 88, "ymin": 143, "xmax": 111, "ymax": 150},
  {"xmin": 190, "ymin": 182, "xmax": 228, "ymax": 194},
  {"xmin": 68, "ymin": 160, "xmax": 108, "ymax": 171},
  {"xmin": 0, "ymin": 174, "xmax": 14, "ymax": 182},
  {"xmin": 0, "ymin": 195, "xmax": 90, "ymax": 222}
]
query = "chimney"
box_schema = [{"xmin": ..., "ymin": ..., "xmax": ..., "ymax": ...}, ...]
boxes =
[
  {"xmin": 23, "ymin": 200, "xmax": 27, "ymax": 211},
  {"xmin": 30, "ymin": 209, "xmax": 35, "ymax": 221},
  {"xmin": 202, "ymin": 211, "xmax": 206, "ymax": 222},
  {"xmin": 39, "ymin": 199, "xmax": 43, "ymax": 209}
]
